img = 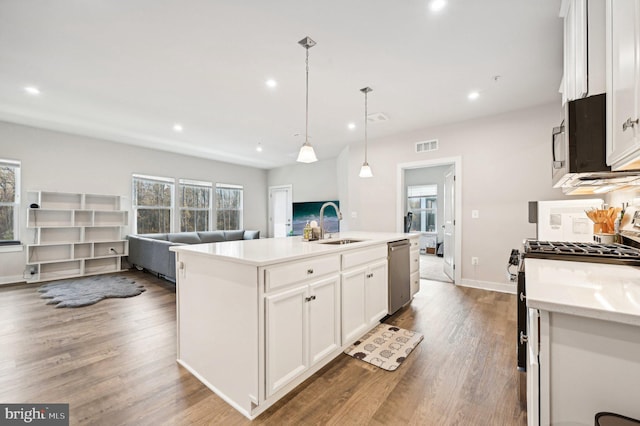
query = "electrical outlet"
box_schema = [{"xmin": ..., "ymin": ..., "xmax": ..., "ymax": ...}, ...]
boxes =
[{"xmin": 471, "ymin": 257, "xmax": 479, "ymax": 265}]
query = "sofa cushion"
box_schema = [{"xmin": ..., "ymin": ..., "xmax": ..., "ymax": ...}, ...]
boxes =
[
  {"xmin": 243, "ymin": 230, "xmax": 260, "ymax": 240},
  {"xmin": 167, "ymin": 232, "xmax": 201, "ymax": 244},
  {"xmin": 198, "ymin": 231, "xmax": 226, "ymax": 243},
  {"xmin": 224, "ymin": 230, "xmax": 245, "ymax": 241},
  {"xmin": 138, "ymin": 233, "xmax": 169, "ymax": 241}
]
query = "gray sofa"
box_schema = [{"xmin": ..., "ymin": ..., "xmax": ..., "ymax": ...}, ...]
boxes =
[{"xmin": 127, "ymin": 230, "xmax": 260, "ymax": 281}]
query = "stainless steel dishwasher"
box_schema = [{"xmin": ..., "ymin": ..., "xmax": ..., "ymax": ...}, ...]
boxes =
[{"xmin": 388, "ymin": 239, "xmax": 411, "ymax": 314}]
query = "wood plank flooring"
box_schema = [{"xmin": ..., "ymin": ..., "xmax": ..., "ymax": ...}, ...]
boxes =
[{"xmin": 0, "ymin": 271, "xmax": 526, "ymax": 425}]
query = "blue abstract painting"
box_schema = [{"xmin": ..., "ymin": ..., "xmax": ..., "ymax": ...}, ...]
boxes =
[{"xmin": 292, "ymin": 201, "xmax": 340, "ymax": 236}]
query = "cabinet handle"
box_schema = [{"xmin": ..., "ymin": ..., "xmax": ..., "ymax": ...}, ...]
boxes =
[
  {"xmin": 366, "ymin": 273, "xmax": 374, "ymax": 278},
  {"xmin": 519, "ymin": 292, "xmax": 526, "ymax": 302},
  {"xmin": 305, "ymin": 295, "xmax": 316, "ymax": 302},
  {"xmin": 307, "ymin": 269, "xmax": 314, "ymax": 274},
  {"xmin": 623, "ymin": 118, "xmax": 639, "ymax": 131}
]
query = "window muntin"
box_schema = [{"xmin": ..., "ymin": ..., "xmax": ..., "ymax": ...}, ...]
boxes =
[
  {"xmin": 0, "ymin": 159, "xmax": 20, "ymax": 244},
  {"xmin": 216, "ymin": 183, "xmax": 243, "ymax": 230},
  {"xmin": 179, "ymin": 179, "xmax": 212, "ymax": 232},
  {"xmin": 132, "ymin": 174, "xmax": 174, "ymax": 234}
]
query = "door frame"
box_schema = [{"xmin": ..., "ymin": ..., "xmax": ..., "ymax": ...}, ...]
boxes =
[
  {"xmin": 268, "ymin": 184, "xmax": 293, "ymax": 238},
  {"xmin": 396, "ymin": 156, "xmax": 462, "ymax": 285}
]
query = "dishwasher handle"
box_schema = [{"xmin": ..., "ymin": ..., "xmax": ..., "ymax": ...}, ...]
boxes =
[{"xmin": 389, "ymin": 244, "xmax": 409, "ymax": 252}]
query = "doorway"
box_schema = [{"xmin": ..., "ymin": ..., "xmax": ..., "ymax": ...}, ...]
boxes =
[
  {"xmin": 397, "ymin": 157, "xmax": 462, "ymax": 284},
  {"xmin": 268, "ymin": 185, "xmax": 292, "ymax": 238}
]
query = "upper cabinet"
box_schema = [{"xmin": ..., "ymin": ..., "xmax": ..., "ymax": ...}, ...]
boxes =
[
  {"xmin": 606, "ymin": 0, "xmax": 640, "ymax": 170},
  {"xmin": 560, "ymin": 0, "xmax": 606, "ymax": 103}
]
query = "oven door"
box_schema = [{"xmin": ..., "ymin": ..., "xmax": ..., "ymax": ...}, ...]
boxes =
[
  {"xmin": 517, "ymin": 265, "xmax": 527, "ymax": 408},
  {"xmin": 526, "ymin": 308, "xmax": 539, "ymax": 426}
]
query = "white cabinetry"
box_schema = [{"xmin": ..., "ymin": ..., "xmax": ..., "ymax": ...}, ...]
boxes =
[
  {"xmin": 561, "ymin": 0, "xmax": 588, "ymax": 102},
  {"xmin": 606, "ymin": 0, "xmax": 640, "ymax": 170},
  {"xmin": 409, "ymin": 236, "xmax": 420, "ymax": 297},
  {"xmin": 264, "ymin": 256, "xmax": 340, "ymax": 397},
  {"xmin": 341, "ymin": 245, "xmax": 388, "ymax": 344},
  {"xmin": 25, "ymin": 191, "xmax": 129, "ymax": 282}
]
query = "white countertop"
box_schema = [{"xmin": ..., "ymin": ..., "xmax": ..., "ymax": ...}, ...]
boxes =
[
  {"xmin": 525, "ymin": 258, "xmax": 640, "ymax": 326},
  {"xmin": 170, "ymin": 231, "xmax": 415, "ymax": 267}
]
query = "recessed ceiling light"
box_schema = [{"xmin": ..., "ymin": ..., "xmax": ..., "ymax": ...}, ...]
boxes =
[
  {"xmin": 468, "ymin": 91, "xmax": 480, "ymax": 101},
  {"xmin": 429, "ymin": 0, "xmax": 447, "ymax": 12},
  {"xmin": 173, "ymin": 123, "xmax": 183, "ymax": 132},
  {"xmin": 348, "ymin": 122, "xmax": 356, "ymax": 130},
  {"xmin": 24, "ymin": 86, "xmax": 41, "ymax": 96},
  {"xmin": 265, "ymin": 79, "xmax": 277, "ymax": 88}
]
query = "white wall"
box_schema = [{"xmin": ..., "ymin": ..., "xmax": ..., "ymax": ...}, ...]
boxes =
[
  {"xmin": 0, "ymin": 121, "xmax": 268, "ymax": 284},
  {"xmin": 342, "ymin": 102, "xmax": 567, "ymax": 291},
  {"xmin": 267, "ymin": 158, "xmax": 338, "ymax": 202}
]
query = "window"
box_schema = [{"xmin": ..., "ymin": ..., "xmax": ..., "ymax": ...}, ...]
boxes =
[
  {"xmin": 0, "ymin": 159, "xmax": 20, "ymax": 244},
  {"xmin": 216, "ymin": 183, "xmax": 243, "ymax": 230},
  {"xmin": 132, "ymin": 174, "xmax": 174, "ymax": 234},
  {"xmin": 407, "ymin": 184, "xmax": 437, "ymax": 233},
  {"xmin": 179, "ymin": 179, "xmax": 212, "ymax": 232}
]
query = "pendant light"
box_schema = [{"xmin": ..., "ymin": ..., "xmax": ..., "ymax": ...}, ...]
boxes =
[
  {"xmin": 296, "ymin": 36, "xmax": 318, "ymax": 163},
  {"xmin": 359, "ymin": 86, "xmax": 373, "ymax": 178}
]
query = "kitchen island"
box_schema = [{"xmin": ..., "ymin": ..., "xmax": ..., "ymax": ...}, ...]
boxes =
[
  {"xmin": 170, "ymin": 232, "xmax": 417, "ymax": 419},
  {"xmin": 525, "ymin": 258, "xmax": 640, "ymax": 425}
]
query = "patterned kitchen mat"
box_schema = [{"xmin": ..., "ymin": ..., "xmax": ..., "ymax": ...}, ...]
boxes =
[{"xmin": 344, "ymin": 323, "xmax": 424, "ymax": 371}]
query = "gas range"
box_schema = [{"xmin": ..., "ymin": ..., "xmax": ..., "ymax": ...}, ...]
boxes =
[{"xmin": 524, "ymin": 240, "xmax": 640, "ymax": 266}]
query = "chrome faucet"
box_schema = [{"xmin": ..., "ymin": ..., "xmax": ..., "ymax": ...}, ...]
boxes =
[{"xmin": 319, "ymin": 202, "xmax": 342, "ymax": 240}]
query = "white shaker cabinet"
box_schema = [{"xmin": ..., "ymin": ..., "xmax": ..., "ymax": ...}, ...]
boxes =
[
  {"xmin": 409, "ymin": 235, "xmax": 420, "ymax": 297},
  {"xmin": 560, "ymin": 0, "xmax": 588, "ymax": 103},
  {"xmin": 265, "ymin": 274, "xmax": 340, "ymax": 397},
  {"xmin": 607, "ymin": 0, "xmax": 640, "ymax": 170},
  {"xmin": 341, "ymin": 245, "xmax": 388, "ymax": 344}
]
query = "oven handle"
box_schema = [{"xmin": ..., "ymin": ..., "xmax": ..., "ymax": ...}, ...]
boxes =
[{"xmin": 519, "ymin": 331, "xmax": 528, "ymax": 345}]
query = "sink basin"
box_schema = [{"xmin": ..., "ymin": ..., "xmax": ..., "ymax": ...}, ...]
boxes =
[{"xmin": 318, "ymin": 239, "xmax": 365, "ymax": 245}]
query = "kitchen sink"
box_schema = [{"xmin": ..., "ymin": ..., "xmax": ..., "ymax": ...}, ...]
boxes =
[{"xmin": 318, "ymin": 238, "xmax": 365, "ymax": 245}]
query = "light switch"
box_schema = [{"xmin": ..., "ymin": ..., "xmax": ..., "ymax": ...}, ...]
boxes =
[
  {"xmin": 471, "ymin": 210, "xmax": 479, "ymax": 219},
  {"xmin": 351, "ymin": 211, "xmax": 358, "ymax": 219}
]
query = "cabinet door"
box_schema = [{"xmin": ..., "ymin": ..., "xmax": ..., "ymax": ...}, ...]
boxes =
[
  {"xmin": 341, "ymin": 267, "xmax": 368, "ymax": 344},
  {"xmin": 365, "ymin": 259, "xmax": 388, "ymax": 326},
  {"xmin": 265, "ymin": 284, "xmax": 308, "ymax": 397},
  {"xmin": 308, "ymin": 275, "xmax": 340, "ymax": 365},
  {"xmin": 608, "ymin": 0, "xmax": 640, "ymax": 166},
  {"xmin": 410, "ymin": 270, "xmax": 420, "ymax": 297}
]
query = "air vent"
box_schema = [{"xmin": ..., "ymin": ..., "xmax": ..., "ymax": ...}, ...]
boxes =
[
  {"xmin": 416, "ymin": 139, "xmax": 438, "ymax": 153},
  {"xmin": 367, "ymin": 112, "xmax": 389, "ymax": 122}
]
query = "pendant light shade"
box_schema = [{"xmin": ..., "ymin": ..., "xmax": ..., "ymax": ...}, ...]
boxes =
[
  {"xmin": 359, "ymin": 86, "xmax": 373, "ymax": 178},
  {"xmin": 296, "ymin": 36, "xmax": 318, "ymax": 163}
]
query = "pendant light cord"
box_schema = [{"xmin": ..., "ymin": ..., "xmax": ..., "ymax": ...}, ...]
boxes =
[
  {"xmin": 305, "ymin": 47, "xmax": 309, "ymax": 144},
  {"xmin": 364, "ymin": 89, "xmax": 368, "ymax": 163}
]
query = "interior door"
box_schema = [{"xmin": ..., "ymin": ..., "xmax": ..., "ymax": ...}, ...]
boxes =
[
  {"xmin": 269, "ymin": 185, "xmax": 292, "ymax": 238},
  {"xmin": 443, "ymin": 165, "xmax": 455, "ymax": 281}
]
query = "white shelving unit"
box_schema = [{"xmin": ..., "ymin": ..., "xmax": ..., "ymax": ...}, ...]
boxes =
[{"xmin": 25, "ymin": 191, "xmax": 129, "ymax": 282}]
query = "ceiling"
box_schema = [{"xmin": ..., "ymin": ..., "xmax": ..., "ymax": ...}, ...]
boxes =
[{"xmin": 0, "ymin": 0, "xmax": 562, "ymax": 169}]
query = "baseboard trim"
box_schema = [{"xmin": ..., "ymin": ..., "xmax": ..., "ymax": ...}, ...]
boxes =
[
  {"xmin": 0, "ymin": 275, "xmax": 27, "ymax": 286},
  {"xmin": 458, "ymin": 278, "xmax": 516, "ymax": 294}
]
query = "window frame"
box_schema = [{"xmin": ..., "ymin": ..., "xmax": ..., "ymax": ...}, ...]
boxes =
[
  {"xmin": 178, "ymin": 179, "xmax": 213, "ymax": 232},
  {"xmin": 407, "ymin": 184, "xmax": 437, "ymax": 233},
  {"xmin": 132, "ymin": 174, "xmax": 175, "ymax": 234},
  {"xmin": 215, "ymin": 183, "xmax": 244, "ymax": 231},
  {"xmin": 0, "ymin": 159, "xmax": 21, "ymax": 245}
]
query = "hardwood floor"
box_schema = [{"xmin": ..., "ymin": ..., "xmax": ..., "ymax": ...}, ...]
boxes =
[{"xmin": 0, "ymin": 271, "xmax": 526, "ymax": 425}]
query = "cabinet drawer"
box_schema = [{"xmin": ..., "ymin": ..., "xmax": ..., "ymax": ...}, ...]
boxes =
[
  {"xmin": 410, "ymin": 270, "xmax": 420, "ymax": 297},
  {"xmin": 341, "ymin": 245, "xmax": 387, "ymax": 270},
  {"xmin": 265, "ymin": 255, "xmax": 340, "ymax": 292},
  {"xmin": 410, "ymin": 249, "xmax": 420, "ymax": 273},
  {"xmin": 410, "ymin": 237, "xmax": 420, "ymax": 250}
]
